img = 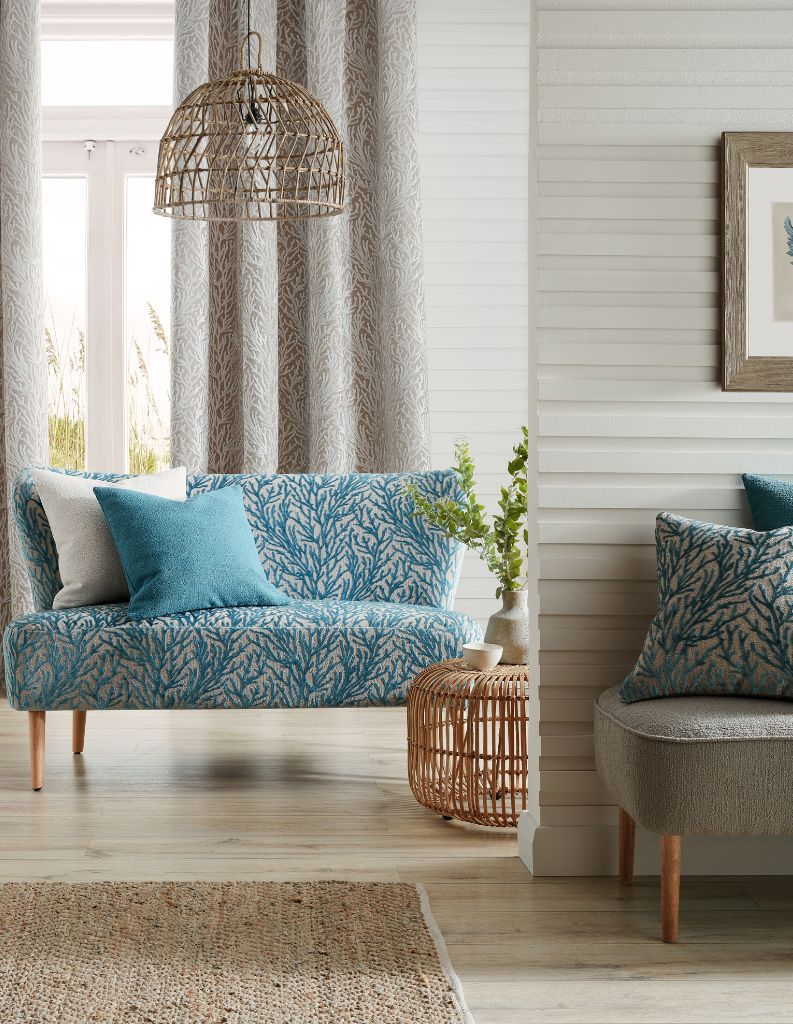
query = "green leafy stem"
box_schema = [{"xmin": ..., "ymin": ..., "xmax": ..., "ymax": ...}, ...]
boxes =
[{"xmin": 405, "ymin": 425, "xmax": 528, "ymax": 598}]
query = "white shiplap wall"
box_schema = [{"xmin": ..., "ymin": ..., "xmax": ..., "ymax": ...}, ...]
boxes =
[
  {"xmin": 521, "ymin": 0, "xmax": 793, "ymax": 875},
  {"xmin": 416, "ymin": 0, "xmax": 531, "ymax": 630}
]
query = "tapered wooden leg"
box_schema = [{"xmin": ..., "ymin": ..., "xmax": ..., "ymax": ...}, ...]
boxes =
[
  {"xmin": 618, "ymin": 807, "xmax": 635, "ymax": 885},
  {"xmin": 72, "ymin": 710, "xmax": 87, "ymax": 754},
  {"xmin": 661, "ymin": 834, "xmax": 681, "ymax": 943},
  {"xmin": 28, "ymin": 711, "xmax": 45, "ymax": 791}
]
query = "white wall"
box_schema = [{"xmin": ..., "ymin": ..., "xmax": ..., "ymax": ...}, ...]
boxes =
[
  {"xmin": 522, "ymin": 0, "xmax": 793, "ymax": 875},
  {"xmin": 416, "ymin": 0, "xmax": 531, "ymax": 630}
]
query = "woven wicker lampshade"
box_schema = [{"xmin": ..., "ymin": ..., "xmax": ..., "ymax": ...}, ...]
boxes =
[{"xmin": 153, "ymin": 31, "xmax": 344, "ymax": 222}]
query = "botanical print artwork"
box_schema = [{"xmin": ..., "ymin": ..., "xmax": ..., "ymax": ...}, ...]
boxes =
[
  {"xmin": 772, "ymin": 202, "xmax": 793, "ymax": 321},
  {"xmin": 729, "ymin": 152, "xmax": 793, "ymax": 377},
  {"xmin": 620, "ymin": 513, "xmax": 793, "ymax": 702}
]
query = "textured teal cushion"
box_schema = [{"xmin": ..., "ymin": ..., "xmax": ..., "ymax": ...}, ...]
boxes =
[
  {"xmin": 620, "ymin": 513, "xmax": 793, "ymax": 702},
  {"xmin": 94, "ymin": 485, "xmax": 289, "ymax": 620},
  {"xmin": 743, "ymin": 473, "xmax": 793, "ymax": 531}
]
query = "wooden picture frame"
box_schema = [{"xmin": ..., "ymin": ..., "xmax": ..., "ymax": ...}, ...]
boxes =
[{"xmin": 723, "ymin": 132, "xmax": 793, "ymax": 390}]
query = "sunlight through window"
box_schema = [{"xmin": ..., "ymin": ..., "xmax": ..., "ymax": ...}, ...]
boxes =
[
  {"xmin": 126, "ymin": 176, "xmax": 171, "ymax": 472},
  {"xmin": 42, "ymin": 177, "xmax": 87, "ymax": 470},
  {"xmin": 41, "ymin": 40, "xmax": 173, "ymax": 106}
]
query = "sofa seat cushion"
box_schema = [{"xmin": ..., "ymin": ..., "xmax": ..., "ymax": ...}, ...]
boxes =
[
  {"xmin": 5, "ymin": 600, "xmax": 481, "ymax": 711},
  {"xmin": 595, "ymin": 684, "xmax": 793, "ymax": 836}
]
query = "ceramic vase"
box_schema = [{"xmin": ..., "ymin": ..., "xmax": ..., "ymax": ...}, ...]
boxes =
[{"xmin": 484, "ymin": 590, "xmax": 529, "ymax": 665}]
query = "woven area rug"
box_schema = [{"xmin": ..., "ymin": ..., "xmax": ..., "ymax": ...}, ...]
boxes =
[{"xmin": 0, "ymin": 880, "xmax": 473, "ymax": 1024}]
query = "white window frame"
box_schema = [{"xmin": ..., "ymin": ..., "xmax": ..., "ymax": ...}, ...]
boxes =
[
  {"xmin": 41, "ymin": 2, "xmax": 175, "ymax": 41},
  {"xmin": 41, "ymin": 5, "xmax": 175, "ymax": 470},
  {"xmin": 43, "ymin": 139, "xmax": 165, "ymax": 471}
]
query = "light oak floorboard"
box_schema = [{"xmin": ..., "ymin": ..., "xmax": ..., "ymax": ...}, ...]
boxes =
[{"xmin": 2, "ymin": 704, "xmax": 793, "ymax": 1023}]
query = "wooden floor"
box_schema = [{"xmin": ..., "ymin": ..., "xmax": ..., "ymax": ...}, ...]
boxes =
[{"xmin": 2, "ymin": 704, "xmax": 793, "ymax": 1024}]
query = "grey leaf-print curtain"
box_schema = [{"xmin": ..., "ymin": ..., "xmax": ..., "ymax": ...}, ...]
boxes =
[
  {"xmin": 171, "ymin": 0, "xmax": 430, "ymax": 475},
  {"xmin": 0, "ymin": 0, "xmax": 48, "ymax": 640}
]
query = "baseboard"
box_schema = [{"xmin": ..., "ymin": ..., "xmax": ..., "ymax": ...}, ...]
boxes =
[
  {"xmin": 518, "ymin": 814, "xmax": 616, "ymax": 875},
  {"xmin": 518, "ymin": 811, "xmax": 793, "ymax": 876}
]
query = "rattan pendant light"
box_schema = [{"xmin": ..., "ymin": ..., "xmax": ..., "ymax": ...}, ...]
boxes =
[{"xmin": 153, "ymin": 27, "xmax": 344, "ymax": 221}]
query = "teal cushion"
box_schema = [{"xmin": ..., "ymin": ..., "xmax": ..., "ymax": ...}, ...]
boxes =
[
  {"xmin": 94, "ymin": 484, "xmax": 289, "ymax": 620},
  {"xmin": 620, "ymin": 513, "xmax": 793, "ymax": 702},
  {"xmin": 743, "ymin": 473, "xmax": 793, "ymax": 531}
]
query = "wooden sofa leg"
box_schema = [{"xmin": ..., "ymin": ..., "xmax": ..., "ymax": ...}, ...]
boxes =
[
  {"xmin": 618, "ymin": 807, "xmax": 635, "ymax": 885},
  {"xmin": 661, "ymin": 834, "xmax": 681, "ymax": 943},
  {"xmin": 72, "ymin": 710, "xmax": 86, "ymax": 755},
  {"xmin": 28, "ymin": 711, "xmax": 45, "ymax": 791}
]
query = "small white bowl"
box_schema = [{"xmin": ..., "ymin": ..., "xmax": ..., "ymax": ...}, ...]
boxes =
[{"xmin": 463, "ymin": 642, "xmax": 503, "ymax": 672}]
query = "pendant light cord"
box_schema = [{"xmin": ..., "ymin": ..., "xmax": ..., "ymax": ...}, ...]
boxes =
[
  {"xmin": 246, "ymin": 0, "xmax": 254, "ymax": 111},
  {"xmin": 247, "ymin": 0, "xmax": 251, "ymax": 69}
]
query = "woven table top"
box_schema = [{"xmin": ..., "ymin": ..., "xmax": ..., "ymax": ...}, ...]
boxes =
[
  {"xmin": 412, "ymin": 659, "xmax": 529, "ymax": 694},
  {"xmin": 426, "ymin": 658, "xmax": 528, "ymax": 677}
]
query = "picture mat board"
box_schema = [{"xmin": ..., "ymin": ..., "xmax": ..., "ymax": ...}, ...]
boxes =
[{"xmin": 747, "ymin": 166, "xmax": 793, "ymax": 355}]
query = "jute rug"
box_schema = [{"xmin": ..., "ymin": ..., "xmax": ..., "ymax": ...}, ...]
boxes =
[{"xmin": 0, "ymin": 880, "xmax": 473, "ymax": 1024}]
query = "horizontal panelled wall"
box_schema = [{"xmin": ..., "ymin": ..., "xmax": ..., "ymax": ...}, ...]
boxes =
[
  {"xmin": 416, "ymin": 0, "xmax": 531, "ymax": 630},
  {"xmin": 521, "ymin": 0, "xmax": 793, "ymax": 875}
]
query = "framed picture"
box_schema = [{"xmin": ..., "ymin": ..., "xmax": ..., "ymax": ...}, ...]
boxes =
[{"xmin": 723, "ymin": 132, "xmax": 793, "ymax": 390}]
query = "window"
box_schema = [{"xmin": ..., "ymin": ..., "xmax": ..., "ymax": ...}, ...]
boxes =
[
  {"xmin": 42, "ymin": 141, "xmax": 171, "ymax": 472},
  {"xmin": 125, "ymin": 176, "xmax": 171, "ymax": 472},
  {"xmin": 41, "ymin": 40, "xmax": 173, "ymax": 106},
  {"xmin": 42, "ymin": 30, "xmax": 173, "ymax": 473},
  {"xmin": 42, "ymin": 177, "xmax": 88, "ymax": 469}
]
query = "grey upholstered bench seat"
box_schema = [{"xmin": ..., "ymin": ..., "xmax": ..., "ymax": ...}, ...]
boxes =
[
  {"xmin": 595, "ymin": 684, "xmax": 793, "ymax": 836},
  {"xmin": 594, "ymin": 683, "xmax": 793, "ymax": 942}
]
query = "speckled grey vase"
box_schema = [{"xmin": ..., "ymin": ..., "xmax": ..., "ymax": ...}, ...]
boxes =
[{"xmin": 484, "ymin": 590, "xmax": 529, "ymax": 665}]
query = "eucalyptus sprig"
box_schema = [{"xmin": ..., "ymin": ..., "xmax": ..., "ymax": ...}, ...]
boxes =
[{"xmin": 405, "ymin": 426, "xmax": 529, "ymax": 598}]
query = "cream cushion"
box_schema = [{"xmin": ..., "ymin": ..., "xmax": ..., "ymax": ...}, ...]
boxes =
[{"xmin": 31, "ymin": 467, "xmax": 187, "ymax": 609}]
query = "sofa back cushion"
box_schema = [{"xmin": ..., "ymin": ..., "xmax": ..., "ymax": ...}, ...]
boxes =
[{"xmin": 14, "ymin": 469, "xmax": 465, "ymax": 611}]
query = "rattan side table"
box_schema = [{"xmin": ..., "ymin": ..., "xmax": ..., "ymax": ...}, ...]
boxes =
[{"xmin": 407, "ymin": 659, "xmax": 529, "ymax": 827}]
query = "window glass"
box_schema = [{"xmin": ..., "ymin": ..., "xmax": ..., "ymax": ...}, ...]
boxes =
[
  {"xmin": 42, "ymin": 177, "xmax": 87, "ymax": 470},
  {"xmin": 125, "ymin": 175, "xmax": 171, "ymax": 472},
  {"xmin": 41, "ymin": 40, "xmax": 173, "ymax": 106}
]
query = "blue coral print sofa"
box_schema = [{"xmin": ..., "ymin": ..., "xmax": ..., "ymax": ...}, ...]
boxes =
[{"xmin": 6, "ymin": 469, "xmax": 481, "ymax": 789}]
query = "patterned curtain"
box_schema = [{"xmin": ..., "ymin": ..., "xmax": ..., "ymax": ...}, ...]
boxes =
[
  {"xmin": 0, "ymin": 0, "xmax": 48, "ymax": 641},
  {"xmin": 171, "ymin": 0, "xmax": 430, "ymax": 475}
]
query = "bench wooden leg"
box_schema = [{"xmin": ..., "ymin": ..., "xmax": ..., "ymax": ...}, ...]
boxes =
[
  {"xmin": 28, "ymin": 711, "xmax": 45, "ymax": 791},
  {"xmin": 661, "ymin": 834, "xmax": 681, "ymax": 943},
  {"xmin": 619, "ymin": 807, "xmax": 635, "ymax": 885},
  {"xmin": 72, "ymin": 710, "xmax": 86, "ymax": 754}
]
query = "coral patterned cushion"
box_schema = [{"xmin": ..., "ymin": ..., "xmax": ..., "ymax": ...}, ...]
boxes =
[{"xmin": 620, "ymin": 513, "xmax": 793, "ymax": 702}]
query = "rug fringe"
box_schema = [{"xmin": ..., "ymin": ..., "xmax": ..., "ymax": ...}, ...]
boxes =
[{"xmin": 416, "ymin": 883, "xmax": 476, "ymax": 1024}]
